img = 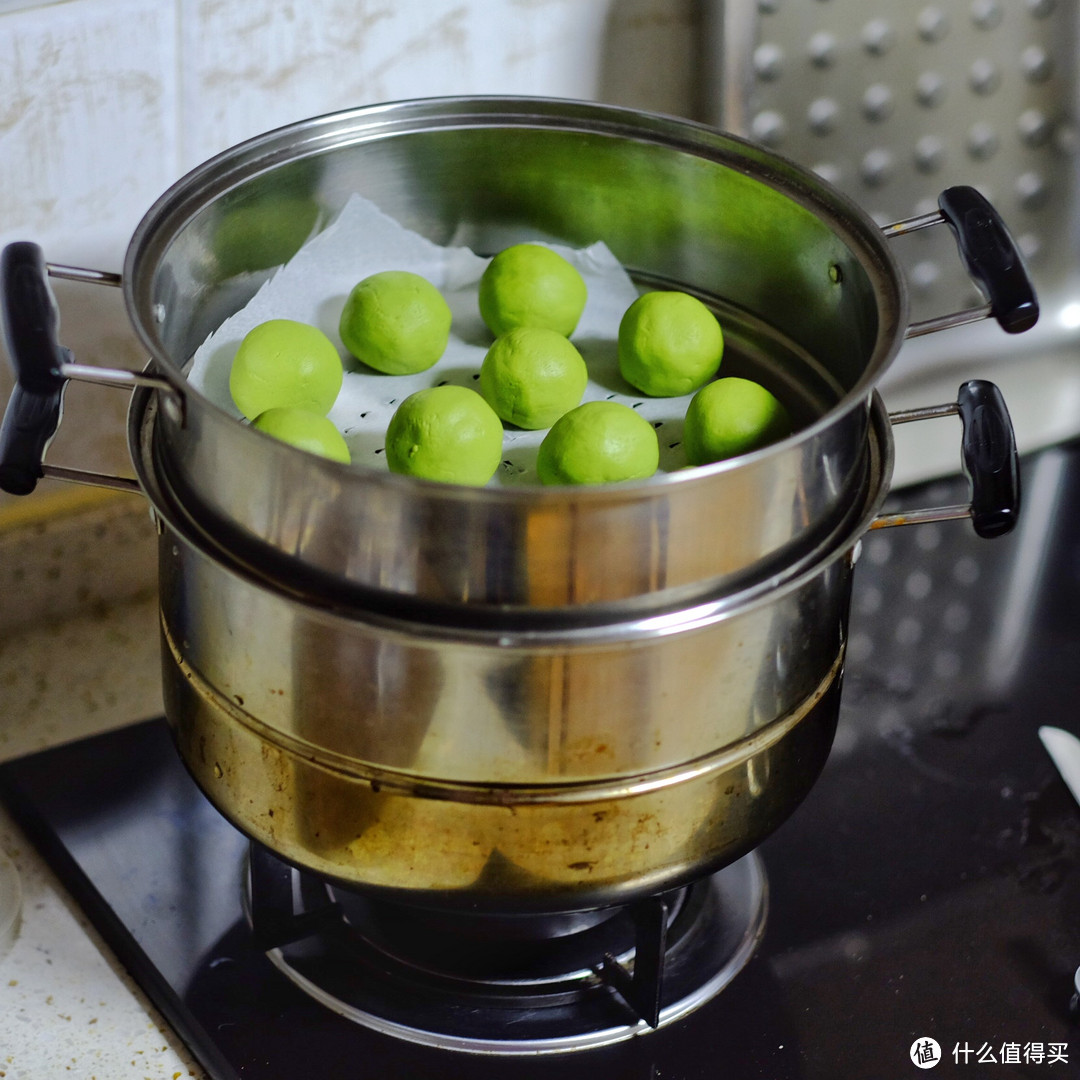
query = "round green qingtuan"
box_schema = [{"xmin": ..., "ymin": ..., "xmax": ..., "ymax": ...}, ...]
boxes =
[
  {"xmin": 229, "ymin": 318, "xmax": 343, "ymax": 421},
  {"xmin": 251, "ymin": 406, "xmax": 351, "ymax": 463},
  {"xmin": 385, "ymin": 385, "xmax": 504, "ymax": 486},
  {"xmin": 617, "ymin": 291, "xmax": 724, "ymax": 397},
  {"xmin": 536, "ymin": 400, "xmax": 659, "ymax": 485},
  {"xmin": 683, "ymin": 377, "xmax": 791, "ymax": 465},
  {"xmin": 479, "ymin": 327, "xmax": 588, "ymax": 430},
  {"xmin": 478, "ymin": 244, "xmax": 588, "ymax": 338},
  {"xmin": 339, "ymin": 270, "xmax": 452, "ymax": 375}
]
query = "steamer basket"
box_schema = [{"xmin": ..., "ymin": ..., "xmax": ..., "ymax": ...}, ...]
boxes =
[{"xmin": 129, "ymin": 98, "xmax": 907, "ymax": 613}]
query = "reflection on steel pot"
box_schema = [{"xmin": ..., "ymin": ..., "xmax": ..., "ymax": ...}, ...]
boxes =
[{"xmin": 0, "ymin": 98, "xmax": 1036, "ymax": 915}]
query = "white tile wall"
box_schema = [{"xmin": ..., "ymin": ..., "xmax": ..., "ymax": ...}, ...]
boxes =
[
  {"xmin": 0, "ymin": 0, "xmax": 699, "ymax": 515},
  {"xmin": 178, "ymin": 0, "xmax": 697, "ymax": 166},
  {"xmin": 0, "ymin": 0, "xmax": 181, "ymax": 513},
  {"xmin": 0, "ymin": 0, "xmax": 180, "ymax": 263},
  {"xmin": 179, "ymin": 1, "xmax": 599, "ymax": 165}
]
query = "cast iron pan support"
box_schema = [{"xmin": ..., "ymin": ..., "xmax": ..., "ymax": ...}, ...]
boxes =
[
  {"xmin": 248, "ymin": 842, "xmax": 343, "ymax": 952},
  {"xmin": 597, "ymin": 894, "xmax": 670, "ymax": 1028}
]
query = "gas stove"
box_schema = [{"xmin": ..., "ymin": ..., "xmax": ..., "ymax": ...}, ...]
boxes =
[{"xmin": 2, "ymin": 445, "xmax": 1080, "ymax": 1079}]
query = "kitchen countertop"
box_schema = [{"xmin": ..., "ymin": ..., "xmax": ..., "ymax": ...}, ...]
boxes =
[
  {"xmin": 0, "ymin": 591, "xmax": 204, "ymax": 1079},
  {"xmin": 0, "ymin": 492, "xmax": 205, "ymax": 1079}
]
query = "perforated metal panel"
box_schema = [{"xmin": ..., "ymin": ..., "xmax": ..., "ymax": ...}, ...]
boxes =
[{"xmin": 712, "ymin": 0, "xmax": 1077, "ymax": 327}]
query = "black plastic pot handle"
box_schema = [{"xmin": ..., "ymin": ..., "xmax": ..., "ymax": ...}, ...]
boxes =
[
  {"xmin": 0, "ymin": 242, "xmax": 68, "ymax": 495},
  {"xmin": 879, "ymin": 381, "xmax": 1019, "ymax": 537},
  {"xmin": 957, "ymin": 379, "xmax": 1020, "ymax": 538},
  {"xmin": 938, "ymin": 186, "xmax": 1039, "ymax": 335}
]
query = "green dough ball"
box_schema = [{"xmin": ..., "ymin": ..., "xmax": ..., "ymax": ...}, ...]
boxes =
[
  {"xmin": 479, "ymin": 327, "xmax": 588, "ymax": 430},
  {"xmin": 229, "ymin": 319, "xmax": 343, "ymax": 421},
  {"xmin": 478, "ymin": 244, "xmax": 588, "ymax": 338},
  {"xmin": 683, "ymin": 377, "xmax": 791, "ymax": 465},
  {"xmin": 618, "ymin": 291, "xmax": 724, "ymax": 397},
  {"xmin": 537, "ymin": 401, "xmax": 659, "ymax": 485},
  {"xmin": 251, "ymin": 407, "xmax": 351, "ymax": 463},
  {"xmin": 339, "ymin": 270, "xmax": 452, "ymax": 375},
  {"xmin": 385, "ymin": 385, "xmax": 504, "ymax": 486}
]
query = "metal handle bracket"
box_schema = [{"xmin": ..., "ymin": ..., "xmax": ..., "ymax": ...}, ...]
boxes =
[
  {"xmin": 885, "ymin": 186, "xmax": 1039, "ymax": 338},
  {"xmin": 873, "ymin": 380, "xmax": 1020, "ymax": 537},
  {"xmin": 0, "ymin": 242, "xmax": 181, "ymax": 496}
]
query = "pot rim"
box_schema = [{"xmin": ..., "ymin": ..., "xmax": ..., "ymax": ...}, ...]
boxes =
[{"xmin": 122, "ymin": 95, "xmax": 907, "ymax": 502}]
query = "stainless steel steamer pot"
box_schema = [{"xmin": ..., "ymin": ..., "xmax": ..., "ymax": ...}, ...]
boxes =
[{"xmin": 0, "ymin": 98, "xmax": 1036, "ymax": 913}]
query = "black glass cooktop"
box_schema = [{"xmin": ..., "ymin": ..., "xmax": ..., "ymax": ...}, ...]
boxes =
[{"xmin": 3, "ymin": 444, "xmax": 1080, "ymax": 1079}]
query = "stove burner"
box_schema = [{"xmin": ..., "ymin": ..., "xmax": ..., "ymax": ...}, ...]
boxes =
[{"xmin": 244, "ymin": 845, "xmax": 767, "ymax": 1055}]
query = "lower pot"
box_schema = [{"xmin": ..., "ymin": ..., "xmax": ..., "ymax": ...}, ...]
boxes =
[{"xmin": 144, "ymin": 391, "xmax": 893, "ymax": 915}]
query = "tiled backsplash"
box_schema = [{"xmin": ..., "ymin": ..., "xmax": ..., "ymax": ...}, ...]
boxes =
[{"xmin": 0, "ymin": 0, "xmax": 700, "ymax": 518}]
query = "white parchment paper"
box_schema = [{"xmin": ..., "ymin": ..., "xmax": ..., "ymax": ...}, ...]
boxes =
[{"xmin": 186, "ymin": 195, "xmax": 695, "ymax": 485}]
